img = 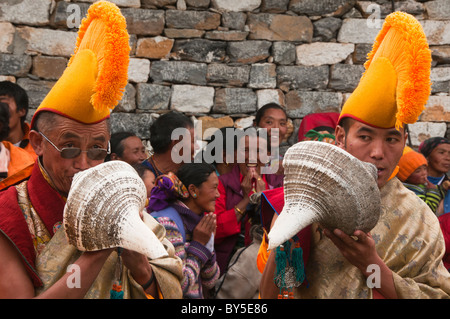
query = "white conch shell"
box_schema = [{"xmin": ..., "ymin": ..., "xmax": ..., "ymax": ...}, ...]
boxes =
[
  {"xmin": 267, "ymin": 141, "xmax": 381, "ymax": 250},
  {"xmin": 64, "ymin": 160, "xmax": 168, "ymax": 259}
]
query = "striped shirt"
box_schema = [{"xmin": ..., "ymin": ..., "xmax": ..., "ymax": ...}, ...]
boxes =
[
  {"xmin": 154, "ymin": 203, "xmax": 219, "ymax": 299},
  {"xmin": 402, "ymin": 182, "xmax": 445, "ymax": 215}
]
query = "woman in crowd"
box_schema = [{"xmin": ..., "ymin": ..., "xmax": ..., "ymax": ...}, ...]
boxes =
[
  {"xmin": 253, "ymin": 103, "xmax": 288, "ymax": 176},
  {"xmin": 254, "ymin": 103, "xmax": 288, "ymax": 147},
  {"xmin": 213, "ymin": 127, "xmax": 283, "ymax": 275},
  {"xmin": 148, "ymin": 163, "xmax": 220, "ymax": 299},
  {"xmin": 132, "ymin": 162, "xmax": 156, "ymax": 201}
]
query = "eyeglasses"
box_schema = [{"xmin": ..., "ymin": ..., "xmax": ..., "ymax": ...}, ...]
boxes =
[{"xmin": 39, "ymin": 132, "xmax": 110, "ymax": 160}]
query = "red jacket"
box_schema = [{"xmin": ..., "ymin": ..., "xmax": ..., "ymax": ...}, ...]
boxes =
[{"xmin": 213, "ymin": 164, "xmax": 283, "ymax": 274}]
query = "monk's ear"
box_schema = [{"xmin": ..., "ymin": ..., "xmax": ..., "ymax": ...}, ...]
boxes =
[
  {"xmin": 29, "ymin": 130, "xmax": 44, "ymax": 156},
  {"xmin": 334, "ymin": 125, "xmax": 346, "ymax": 149}
]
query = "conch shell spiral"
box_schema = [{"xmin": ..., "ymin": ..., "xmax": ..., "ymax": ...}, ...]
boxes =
[
  {"xmin": 64, "ymin": 160, "xmax": 168, "ymax": 259},
  {"xmin": 267, "ymin": 141, "xmax": 381, "ymax": 250}
]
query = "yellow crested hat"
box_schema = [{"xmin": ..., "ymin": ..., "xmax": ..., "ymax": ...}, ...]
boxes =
[
  {"xmin": 339, "ymin": 11, "xmax": 432, "ymax": 130},
  {"xmin": 31, "ymin": 1, "xmax": 130, "ymax": 127}
]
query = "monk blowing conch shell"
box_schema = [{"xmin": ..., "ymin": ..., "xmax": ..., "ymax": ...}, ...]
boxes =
[
  {"xmin": 267, "ymin": 141, "xmax": 381, "ymax": 251},
  {"xmin": 64, "ymin": 160, "xmax": 168, "ymax": 259}
]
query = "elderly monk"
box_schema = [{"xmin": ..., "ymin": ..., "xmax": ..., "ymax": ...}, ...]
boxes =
[
  {"xmin": 0, "ymin": 1, "xmax": 182, "ymax": 299},
  {"xmin": 260, "ymin": 12, "xmax": 450, "ymax": 299}
]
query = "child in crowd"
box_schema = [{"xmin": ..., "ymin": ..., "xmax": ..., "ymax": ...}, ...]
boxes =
[
  {"xmin": 397, "ymin": 146, "xmax": 446, "ymax": 216},
  {"xmin": 132, "ymin": 162, "xmax": 156, "ymax": 200}
]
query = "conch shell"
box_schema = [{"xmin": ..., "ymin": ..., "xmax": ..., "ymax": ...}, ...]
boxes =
[
  {"xmin": 64, "ymin": 160, "xmax": 168, "ymax": 259},
  {"xmin": 267, "ymin": 141, "xmax": 381, "ymax": 250}
]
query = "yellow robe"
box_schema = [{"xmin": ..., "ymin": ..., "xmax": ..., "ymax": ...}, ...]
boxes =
[{"xmin": 294, "ymin": 177, "xmax": 450, "ymax": 298}]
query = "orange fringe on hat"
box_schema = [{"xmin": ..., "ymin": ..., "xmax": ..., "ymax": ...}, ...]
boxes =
[
  {"xmin": 70, "ymin": 1, "xmax": 130, "ymax": 113},
  {"xmin": 364, "ymin": 11, "xmax": 432, "ymax": 130}
]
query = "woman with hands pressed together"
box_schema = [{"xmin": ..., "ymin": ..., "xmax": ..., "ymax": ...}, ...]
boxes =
[
  {"xmin": 148, "ymin": 163, "xmax": 220, "ymax": 299},
  {"xmin": 214, "ymin": 128, "xmax": 283, "ymax": 275}
]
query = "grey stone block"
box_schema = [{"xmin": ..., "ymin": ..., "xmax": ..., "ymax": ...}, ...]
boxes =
[
  {"xmin": 277, "ymin": 65, "xmax": 329, "ymax": 91},
  {"xmin": 206, "ymin": 63, "xmax": 250, "ymax": 86},
  {"xmin": 136, "ymin": 83, "xmax": 171, "ymax": 111},
  {"xmin": 150, "ymin": 60, "xmax": 207, "ymax": 85},
  {"xmin": 329, "ymin": 64, "xmax": 364, "ymax": 92},
  {"xmin": 0, "ymin": 54, "xmax": 32, "ymax": 77},
  {"xmin": 272, "ymin": 42, "xmax": 296, "ymax": 65},
  {"xmin": 165, "ymin": 10, "xmax": 220, "ymax": 30},
  {"xmin": 110, "ymin": 112, "xmax": 155, "ymax": 140},
  {"xmin": 228, "ymin": 40, "xmax": 272, "ymax": 64},
  {"xmin": 213, "ymin": 88, "xmax": 257, "ymax": 114},
  {"xmin": 172, "ymin": 39, "xmax": 227, "ymax": 63},
  {"xmin": 248, "ymin": 63, "xmax": 277, "ymax": 89},
  {"xmin": 285, "ymin": 90, "xmax": 343, "ymax": 118}
]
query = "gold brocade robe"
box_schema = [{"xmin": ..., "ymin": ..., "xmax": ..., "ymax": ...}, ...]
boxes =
[
  {"xmin": 295, "ymin": 177, "xmax": 450, "ymax": 299},
  {"xmin": 15, "ymin": 180, "xmax": 183, "ymax": 299}
]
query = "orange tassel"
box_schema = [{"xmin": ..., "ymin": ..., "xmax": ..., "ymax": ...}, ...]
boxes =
[
  {"xmin": 364, "ymin": 11, "xmax": 431, "ymax": 129},
  {"xmin": 69, "ymin": 1, "xmax": 130, "ymax": 113}
]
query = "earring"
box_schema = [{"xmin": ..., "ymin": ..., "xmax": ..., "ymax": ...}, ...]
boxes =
[{"xmin": 193, "ymin": 193, "xmax": 197, "ymax": 198}]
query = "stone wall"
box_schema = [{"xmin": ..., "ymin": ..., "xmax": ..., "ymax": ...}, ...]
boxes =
[{"xmin": 1, "ymin": 0, "xmax": 450, "ymax": 151}]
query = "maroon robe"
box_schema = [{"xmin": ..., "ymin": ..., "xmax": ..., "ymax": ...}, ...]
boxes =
[{"xmin": 0, "ymin": 161, "xmax": 65, "ymax": 287}]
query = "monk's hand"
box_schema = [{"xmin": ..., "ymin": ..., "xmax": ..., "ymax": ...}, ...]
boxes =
[
  {"xmin": 323, "ymin": 228, "xmax": 379, "ymax": 273},
  {"xmin": 121, "ymin": 249, "xmax": 153, "ymax": 285}
]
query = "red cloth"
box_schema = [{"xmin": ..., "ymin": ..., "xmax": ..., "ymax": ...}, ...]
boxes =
[
  {"xmin": 439, "ymin": 213, "xmax": 450, "ymax": 270},
  {"xmin": 214, "ymin": 165, "xmax": 272, "ymax": 274},
  {"xmin": 298, "ymin": 112, "xmax": 340, "ymax": 142},
  {"xmin": 0, "ymin": 161, "xmax": 66, "ymax": 287}
]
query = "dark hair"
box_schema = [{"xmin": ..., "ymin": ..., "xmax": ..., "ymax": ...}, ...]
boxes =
[
  {"xmin": 176, "ymin": 163, "xmax": 216, "ymax": 189},
  {"xmin": 254, "ymin": 103, "xmax": 287, "ymax": 126},
  {"xmin": 338, "ymin": 117, "xmax": 352, "ymax": 136},
  {"xmin": 106, "ymin": 131, "xmax": 137, "ymax": 161},
  {"xmin": 312, "ymin": 125, "xmax": 335, "ymax": 135},
  {"xmin": 0, "ymin": 102, "xmax": 10, "ymax": 141},
  {"xmin": 0, "ymin": 81, "xmax": 29, "ymax": 126},
  {"xmin": 150, "ymin": 111, "xmax": 194, "ymax": 154}
]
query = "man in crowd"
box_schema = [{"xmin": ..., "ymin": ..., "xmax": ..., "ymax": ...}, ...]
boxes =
[
  {"xmin": 0, "ymin": 81, "xmax": 36, "ymax": 159},
  {"xmin": 0, "ymin": 1, "xmax": 182, "ymax": 299},
  {"xmin": 0, "ymin": 102, "xmax": 35, "ymax": 191},
  {"xmin": 143, "ymin": 111, "xmax": 196, "ymax": 178},
  {"xmin": 107, "ymin": 131, "xmax": 148, "ymax": 165}
]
